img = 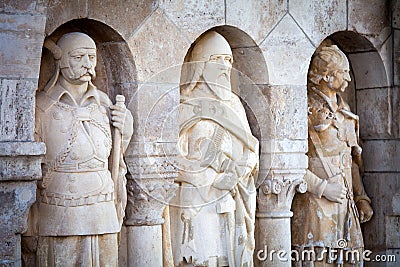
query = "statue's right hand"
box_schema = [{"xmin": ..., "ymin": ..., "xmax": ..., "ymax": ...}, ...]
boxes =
[{"xmin": 322, "ymin": 178, "xmax": 347, "ymax": 204}]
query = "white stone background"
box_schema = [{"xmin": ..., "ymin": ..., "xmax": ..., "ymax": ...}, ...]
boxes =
[{"xmin": 0, "ymin": 0, "xmax": 399, "ymax": 266}]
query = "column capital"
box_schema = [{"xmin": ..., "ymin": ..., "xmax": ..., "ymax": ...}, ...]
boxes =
[{"xmin": 257, "ymin": 169, "xmax": 306, "ymax": 218}]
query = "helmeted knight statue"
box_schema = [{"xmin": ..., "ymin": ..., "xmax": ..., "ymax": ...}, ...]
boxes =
[
  {"xmin": 170, "ymin": 31, "xmax": 259, "ymax": 267},
  {"xmin": 23, "ymin": 32, "xmax": 133, "ymax": 266}
]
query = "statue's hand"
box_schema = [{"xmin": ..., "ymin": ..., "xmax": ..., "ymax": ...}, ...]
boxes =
[
  {"xmin": 322, "ymin": 176, "xmax": 347, "ymax": 204},
  {"xmin": 110, "ymin": 103, "xmax": 134, "ymax": 138},
  {"xmin": 356, "ymin": 200, "xmax": 373, "ymax": 223}
]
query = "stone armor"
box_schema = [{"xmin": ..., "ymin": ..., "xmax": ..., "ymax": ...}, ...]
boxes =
[{"xmin": 35, "ymin": 84, "xmax": 120, "ymax": 236}]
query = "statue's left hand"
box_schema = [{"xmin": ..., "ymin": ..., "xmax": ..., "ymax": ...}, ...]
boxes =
[
  {"xmin": 110, "ymin": 103, "xmax": 134, "ymax": 139},
  {"xmin": 356, "ymin": 199, "xmax": 373, "ymax": 223}
]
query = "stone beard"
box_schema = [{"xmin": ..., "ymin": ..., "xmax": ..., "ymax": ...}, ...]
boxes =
[
  {"xmin": 24, "ymin": 32, "xmax": 133, "ymax": 266},
  {"xmin": 170, "ymin": 31, "xmax": 259, "ymax": 267},
  {"xmin": 291, "ymin": 45, "xmax": 373, "ymax": 267}
]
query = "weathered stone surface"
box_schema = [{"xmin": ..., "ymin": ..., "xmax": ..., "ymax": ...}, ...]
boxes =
[
  {"xmin": 0, "ymin": 80, "xmax": 36, "ymax": 142},
  {"xmin": 0, "ymin": 182, "xmax": 36, "ymax": 233},
  {"xmin": 226, "ymin": 0, "xmax": 287, "ymax": 45},
  {"xmin": 392, "ymin": 86, "xmax": 400, "ymax": 138},
  {"xmin": 0, "ymin": 15, "xmax": 45, "ymax": 79},
  {"xmin": 159, "ymin": 0, "xmax": 225, "ymax": 42},
  {"xmin": 260, "ymin": 85, "xmax": 308, "ymax": 140},
  {"xmin": 213, "ymin": 26, "xmax": 258, "ymax": 48},
  {"xmin": 349, "ymin": 52, "xmax": 389, "ymax": 89},
  {"xmin": 0, "ymin": 182, "xmax": 37, "ymax": 265},
  {"xmin": 394, "ymin": 30, "xmax": 400, "ymax": 86},
  {"xmin": 128, "ymin": 9, "xmax": 189, "ymax": 83},
  {"xmin": 348, "ymin": 0, "xmax": 391, "ymax": 49},
  {"xmin": 357, "ymin": 87, "xmax": 391, "ymax": 139},
  {"xmin": 237, "ymin": 84, "xmax": 273, "ymax": 139},
  {"xmin": 97, "ymin": 42, "xmax": 138, "ymax": 103},
  {"xmin": 0, "ymin": 0, "xmax": 46, "ymax": 14},
  {"xmin": 379, "ymin": 34, "xmax": 393, "ymax": 88},
  {"xmin": 363, "ymin": 173, "xmax": 400, "ymax": 249},
  {"xmin": 363, "ymin": 140, "xmax": 400, "ymax": 172},
  {"xmin": 231, "ymin": 47, "xmax": 269, "ymax": 85},
  {"xmin": 394, "ymin": 0, "xmax": 400, "ymax": 29},
  {"xmin": 261, "ymin": 139, "xmax": 307, "ymax": 154},
  {"xmin": 125, "ymin": 226, "xmax": 163, "ymax": 266},
  {"xmin": 98, "ymin": 43, "xmax": 137, "ymax": 84},
  {"xmin": 268, "ymin": 153, "xmax": 308, "ymax": 170},
  {"xmin": 290, "ymin": 0, "xmax": 347, "ymax": 46},
  {"xmin": 45, "ymin": 0, "xmax": 87, "ymax": 35},
  {"xmin": 0, "ymin": 142, "xmax": 44, "ymax": 181},
  {"xmin": 260, "ymin": 14, "xmax": 315, "ymax": 85},
  {"xmin": 87, "ymin": 0, "xmax": 158, "ymax": 40},
  {"xmin": 128, "ymin": 83, "xmax": 179, "ymax": 143},
  {"xmin": 392, "ymin": 194, "xmax": 400, "ymax": 215},
  {"xmin": 386, "ymin": 216, "xmax": 400, "ymax": 248},
  {"xmin": 330, "ymin": 31, "xmax": 376, "ymax": 53},
  {"xmin": 0, "ymin": 233, "xmax": 21, "ymax": 266}
]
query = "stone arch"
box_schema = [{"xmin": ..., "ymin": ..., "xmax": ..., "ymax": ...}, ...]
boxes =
[
  {"xmin": 38, "ymin": 19, "xmax": 137, "ymax": 105},
  {"xmin": 181, "ymin": 25, "xmax": 272, "ymax": 179}
]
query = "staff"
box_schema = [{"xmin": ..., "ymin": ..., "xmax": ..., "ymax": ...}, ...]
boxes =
[{"xmin": 111, "ymin": 94, "xmax": 125, "ymax": 204}]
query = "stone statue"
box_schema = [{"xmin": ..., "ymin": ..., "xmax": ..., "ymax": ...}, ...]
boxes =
[
  {"xmin": 292, "ymin": 45, "xmax": 373, "ymax": 266},
  {"xmin": 171, "ymin": 31, "xmax": 259, "ymax": 266},
  {"xmin": 26, "ymin": 32, "xmax": 133, "ymax": 266}
]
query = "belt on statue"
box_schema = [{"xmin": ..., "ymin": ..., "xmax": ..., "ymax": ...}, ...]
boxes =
[{"xmin": 41, "ymin": 191, "xmax": 114, "ymax": 207}]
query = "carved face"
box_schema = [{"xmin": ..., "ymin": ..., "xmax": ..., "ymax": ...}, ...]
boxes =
[
  {"xmin": 60, "ymin": 48, "xmax": 97, "ymax": 84},
  {"xmin": 202, "ymin": 54, "xmax": 233, "ymax": 95},
  {"xmin": 328, "ymin": 61, "xmax": 351, "ymax": 93}
]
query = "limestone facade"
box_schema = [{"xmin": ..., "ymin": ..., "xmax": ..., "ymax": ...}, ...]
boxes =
[{"xmin": 0, "ymin": 0, "xmax": 398, "ymax": 266}]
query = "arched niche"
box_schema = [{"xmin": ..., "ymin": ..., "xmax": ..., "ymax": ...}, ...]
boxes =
[
  {"xmin": 314, "ymin": 31, "xmax": 389, "ymax": 139},
  {"xmin": 38, "ymin": 19, "xmax": 137, "ymax": 105},
  {"xmin": 180, "ymin": 26, "xmax": 272, "ymax": 180}
]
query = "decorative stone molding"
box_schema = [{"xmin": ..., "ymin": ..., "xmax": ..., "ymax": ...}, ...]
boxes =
[
  {"xmin": 257, "ymin": 169, "xmax": 306, "ymax": 217},
  {"xmin": 124, "ymin": 142, "xmax": 178, "ymax": 226},
  {"xmin": 125, "ymin": 176, "xmax": 177, "ymax": 226},
  {"xmin": 0, "ymin": 142, "xmax": 45, "ymax": 181}
]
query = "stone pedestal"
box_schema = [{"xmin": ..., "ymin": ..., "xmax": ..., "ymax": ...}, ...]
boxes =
[
  {"xmin": 0, "ymin": 142, "xmax": 45, "ymax": 266},
  {"xmin": 255, "ymin": 169, "xmax": 306, "ymax": 267}
]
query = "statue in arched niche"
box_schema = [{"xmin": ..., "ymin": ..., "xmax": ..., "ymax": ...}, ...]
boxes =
[
  {"xmin": 172, "ymin": 31, "xmax": 259, "ymax": 266},
  {"xmin": 27, "ymin": 32, "xmax": 133, "ymax": 266},
  {"xmin": 292, "ymin": 45, "xmax": 373, "ymax": 266}
]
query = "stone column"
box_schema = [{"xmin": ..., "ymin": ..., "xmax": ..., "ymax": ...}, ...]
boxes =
[
  {"xmin": 117, "ymin": 74, "xmax": 179, "ymax": 266},
  {"xmin": 122, "ymin": 142, "xmax": 178, "ymax": 267},
  {"xmin": 255, "ymin": 169, "xmax": 306, "ymax": 267},
  {"xmin": 0, "ymin": 142, "xmax": 45, "ymax": 266}
]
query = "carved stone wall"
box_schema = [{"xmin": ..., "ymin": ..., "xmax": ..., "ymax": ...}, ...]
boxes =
[{"xmin": 0, "ymin": 0, "xmax": 397, "ymax": 266}]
